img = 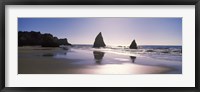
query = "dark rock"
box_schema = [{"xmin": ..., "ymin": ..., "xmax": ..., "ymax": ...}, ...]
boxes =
[
  {"xmin": 18, "ymin": 31, "xmax": 72, "ymax": 47},
  {"xmin": 41, "ymin": 34, "xmax": 59, "ymax": 47},
  {"xmin": 58, "ymin": 38, "xmax": 72, "ymax": 46},
  {"xmin": 93, "ymin": 32, "xmax": 106, "ymax": 48},
  {"xmin": 146, "ymin": 49, "xmax": 155, "ymax": 52},
  {"xmin": 18, "ymin": 31, "xmax": 42, "ymax": 46},
  {"xmin": 129, "ymin": 40, "xmax": 138, "ymax": 49}
]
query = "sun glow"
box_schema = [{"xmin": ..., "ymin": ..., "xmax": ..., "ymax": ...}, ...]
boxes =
[{"xmin": 95, "ymin": 64, "xmax": 171, "ymax": 74}]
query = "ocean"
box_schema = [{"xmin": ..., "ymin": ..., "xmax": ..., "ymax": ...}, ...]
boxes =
[{"xmin": 70, "ymin": 45, "xmax": 182, "ymax": 62}]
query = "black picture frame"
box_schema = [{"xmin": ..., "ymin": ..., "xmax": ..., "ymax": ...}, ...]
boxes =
[{"xmin": 0, "ymin": 0, "xmax": 199, "ymax": 92}]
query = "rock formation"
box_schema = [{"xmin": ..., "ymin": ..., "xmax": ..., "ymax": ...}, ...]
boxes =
[
  {"xmin": 58, "ymin": 38, "xmax": 72, "ymax": 46},
  {"xmin": 41, "ymin": 34, "xmax": 60, "ymax": 47},
  {"xmin": 93, "ymin": 32, "xmax": 106, "ymax": 48},
  {"xmin": 18, "ymin": 31, "xmax": 72, "ymax": 47},
  {"xmin": 129, "ymin": 39, "xmax": 137, "ymax": 49}
]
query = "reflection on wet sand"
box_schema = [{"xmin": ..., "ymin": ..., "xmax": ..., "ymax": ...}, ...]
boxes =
[
  {"xmin": 93, "ymin": 51, "xmax": 105, "ymax": 64},
  {"xmin": 130, "ymin": 56, "xmax": 136, "ymax": 63},
  {"xmin": 19, "ymin": 47, "xmax": 177, "ymax": 74},
  {"xmin": 42, "ymin": 51, "xmax": 67, "ymax": 57}
]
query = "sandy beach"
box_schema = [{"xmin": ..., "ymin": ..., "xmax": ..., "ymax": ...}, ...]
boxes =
[{"xmin": 18, "ymin": 46, "xmax": 181, "ymax": 74}]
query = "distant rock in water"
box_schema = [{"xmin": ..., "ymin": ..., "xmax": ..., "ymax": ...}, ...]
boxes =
[
  {"xmin": 93, "ymin": 32, "xmax": 106, "ymax": 48},
  {"xmin": 129, "ymin": 40, "xmax": 137, "ymax": 49}
]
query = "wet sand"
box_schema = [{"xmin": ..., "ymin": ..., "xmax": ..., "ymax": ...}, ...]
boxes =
[{"xmin": 18, "ymin": 46, "xmax": 181, "ymax": 74}]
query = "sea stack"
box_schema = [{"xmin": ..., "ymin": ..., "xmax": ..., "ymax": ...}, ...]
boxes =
[
  {"xmin": 129, "ymin": 39, "xmax": 138, "ymax": 49},
  {"xmin": 93, "ymin": 32, "xmax": 106, "ymax": 48}
]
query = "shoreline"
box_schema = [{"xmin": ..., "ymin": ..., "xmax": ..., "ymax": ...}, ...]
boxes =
[{"xmin": 18, "ymin": 46, "xmax": 181, "ymax": 74}]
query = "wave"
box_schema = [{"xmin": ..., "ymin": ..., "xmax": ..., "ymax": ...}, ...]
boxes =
[{"xmin": 63, "ymin": 45, "xmax": 182, "ymax": 61}]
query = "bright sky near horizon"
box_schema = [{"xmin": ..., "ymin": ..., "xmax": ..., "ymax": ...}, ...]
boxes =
[{"xmin": 18, "ymin": 18, "xmax": 182, "ymax": 46}]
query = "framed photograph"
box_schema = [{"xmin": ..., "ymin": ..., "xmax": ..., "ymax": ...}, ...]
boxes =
[{"xmin": 0, "ymin": 0, "xmax": 199, "ymax": 91}]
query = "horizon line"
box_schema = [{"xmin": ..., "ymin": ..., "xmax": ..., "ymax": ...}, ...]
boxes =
[{"xmin": 72, "ymin": 44, "xmax": 182, "ymax": 46}]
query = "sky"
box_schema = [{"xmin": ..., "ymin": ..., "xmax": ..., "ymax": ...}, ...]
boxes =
[{"xmin": 18, "ymin": 18, "xmax": 182, "ymax": 46}]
